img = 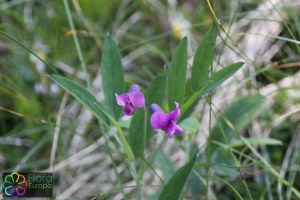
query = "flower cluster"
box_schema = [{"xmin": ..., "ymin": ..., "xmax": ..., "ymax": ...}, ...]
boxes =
[{"xmin": 116, "ymin": 84, "xmax": 183, "ymax": 139}]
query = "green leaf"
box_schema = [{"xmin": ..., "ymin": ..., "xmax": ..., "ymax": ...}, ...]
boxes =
[
  {"xmin": 207, "ymin": 94, "xmax": 263, "ymax": 176},
  {"xmin": 49, "ymin": 75, "xmax": 108, "ymax": 125},
  {"xmin": 229, "ymin": 137, "xmax": 283, "ymax": 148},
  {"xmin": 191, "ymin": 25, "xmax": 217, "ymax": 92},
  {"xmin": 181, "ymin": 62, "xmax": 244, "ymax": 119},
  {"xmin": 211, "ymin": 148, "xmax": 239, "ymax": 176},
  {"xmin": 167, "ymin": 37, "xmax": 188, "ymax": 109},
  {"xmin": 158, "ymin": 154, "xmax": 198, "ymax": 200},
  {"xmin": 210, "ymin": 62, "xmax": 244, "ymax": 85},
  {"xmin": 155, "ymin": 150, "xmax": 175, "ymax": 181},
  {"xmin": 129, "ymin": 74, "xmax": 166, "ymax": 155},
  {"xmin": 179, "ymin": 117, "xmax": 200, "ymax": 133},
  {"xmin": 101, "ymin": 34, "xmax": 125, "ymax": 119},
  {"xmin": 188, "ymin": 171, "xmax": 207, "ymax": 197},
  {"xmin": 187, "ymin": 145, "xmax": 206, "ymax": 197}
]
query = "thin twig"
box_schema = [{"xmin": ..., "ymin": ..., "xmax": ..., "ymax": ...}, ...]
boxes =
[{"xmin": 49, "ymin": 92, "xmax": 69, "ymax": 171}]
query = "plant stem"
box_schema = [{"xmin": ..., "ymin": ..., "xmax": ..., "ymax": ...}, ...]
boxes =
[
  {"xmin": 143, "ymin": 107, "xmax": 147, "ymax": 154},
  {"xmin": 206, "ymin": 0, "xmax": 237, "ymax": 47},
  {"xmin": 101, "ymin": 124, "xmax": 127, "ymax": 199},
  {"xmin": 63, "ymin": 0, "xmax": 92, "ymax": 91},
  {"xmin": 135, "ymin": 108, "xmax": 148, "ymax": 199},
  {"xmin": 239, "ymin": 168, "xmax": 254, "ymax": 200}
]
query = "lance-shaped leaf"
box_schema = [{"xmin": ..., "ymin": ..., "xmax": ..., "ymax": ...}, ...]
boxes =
[
  {"xmin": 155, "ymin": 150, "xmax": 176, "ymax": 181},
  {"xmin": 167, "ymin": 37, "xmax": 188, "ymax": 109},
  {"xmin": 229, "ymin": 137, "xmax": 282, "ymax": 148},
  {"xmin": 49, "ymin": 75, "xmax": 108, "ymax": 125},
  {"xmin": 101, "ymin": 34, "xmax": 125, "ymax": 119},
  {"xmin": 191, "ymin": 25, "xmax": 218, "ymax": 92},
  {"xmin": 157, "ymin": 154, "xmax": 198, "ymax": 200},
  {"xmin": 181, "ymin": 62, "xmax": 244, "ymax": 120}
]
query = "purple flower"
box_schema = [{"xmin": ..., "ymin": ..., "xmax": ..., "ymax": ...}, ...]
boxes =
[
  {"xmin": 149, "ymin": 102, "xmax": 183, "ymax": 139},
  {"xmin": 115, "ymin": 84, "xmax": 145, "ymax": 115}
]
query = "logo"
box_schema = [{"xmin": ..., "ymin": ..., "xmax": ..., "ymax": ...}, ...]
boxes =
[
  {"xmin": 2, "ymin": 172, "xmax": 53, "ymax": 198},
  {"xmin": 3, "ymin": 172, "xmax": 28, "ymax": 197}
]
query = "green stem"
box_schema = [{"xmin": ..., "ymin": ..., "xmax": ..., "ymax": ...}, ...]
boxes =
[
  {"xmin": 206, "ymin": 5, "xmax": 216, "ymax": 197},
  {"xmin": 239, "ymin": 168, "xmax": 254, "ymax": 200},
  {"xmin": 101, "ymin": 124, "xmax": 127, "ymax": 199},
  {"xmin": 135, "ymin": 107, "xmax": 148, "ymax": 199},
  {"xmin": 206, "ymin": 0, "xmax": 237, "ymax": 47},
  {"xmin": 143, "ymin": 107, "xmax": 147, "ymax": 154},
  {"xmin": 214, "ymin": 175, "xmax": 243, "ymax": 200},
  {"xmin": 63, "ymin": 0, "xmax": 92, "ymax": 91}
]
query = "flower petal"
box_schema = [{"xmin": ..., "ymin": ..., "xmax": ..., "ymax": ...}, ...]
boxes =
[
  {"xmin": 174, "ymin": 123, "xmax": 183, "ymax": 134},
  {"xmin": 123, "ymin": 102, "xmax": 134, "ymax": 115},
  {"xmin": 115, "ymin": 93, "xmax": 129, "ymax": 106},
  {"xmin": 128, "ymin": 84, "xmax": 141, "ymax": 93},
  {"xmin": 169, "ymin": 102, "xmax": 180, "ymax": 121},
  {"xmin": 166, "ymin": 121, "xmax": 176, "ymax": 138},
  {"xmin": 128, "ymin": 92, "xmax": 145, "ymax": 108},
  {"xmin": 149, "ymin": 104, "xmax": 162, "ymax": 114},
  {"xmin": 150, "ymin": 111, "xmax": 169, "ymax": 130}
]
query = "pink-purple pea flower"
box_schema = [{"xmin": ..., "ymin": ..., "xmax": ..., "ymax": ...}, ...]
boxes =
[
  {"xmin": 149, "ymin": 102, "xmax": 183, "ymax": 139},
  {"xmin": 115, "ymin": 84, "xmax": 145, "ymax": 115}
]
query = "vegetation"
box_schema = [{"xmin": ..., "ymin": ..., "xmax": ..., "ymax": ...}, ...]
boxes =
[{"xmin": 1, "ymin": 0, "xmax": 300, "ymax": 199}]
